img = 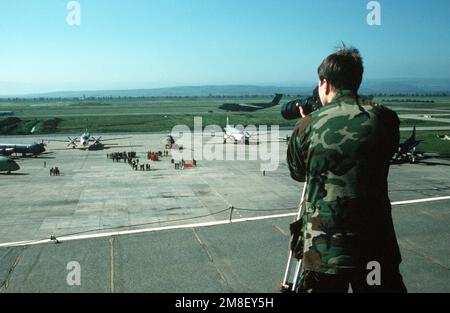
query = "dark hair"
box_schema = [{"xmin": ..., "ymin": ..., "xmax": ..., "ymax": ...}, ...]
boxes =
[{"xmin": 317, "ymin": 43, "xmax": 364, "ymax": 92}]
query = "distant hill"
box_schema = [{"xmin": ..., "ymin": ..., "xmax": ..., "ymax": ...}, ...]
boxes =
[
  {"xmin": 6, "ymin": 85, "xmax": 312, "ymax": 99},
  {"xmin": 2, "ymin": 78, "xmax": 450, "ymax": 98},
  {"xmin": 360, "ymin": 78, "xmax": 450, "ymax": 95}
]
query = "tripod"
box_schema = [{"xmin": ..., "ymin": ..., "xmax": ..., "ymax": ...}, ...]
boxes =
[{"xmin": 280, "ymin": 182, "xmax": 307, "ymax": 293}]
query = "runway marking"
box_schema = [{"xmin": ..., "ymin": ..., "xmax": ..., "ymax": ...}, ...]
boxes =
[
  {"xmin": 391, "ymin": 196, "xmax": 450, "ymax": 206},
  {"xmin": 0, "ymin": 213, "xmax": 294, "ymax": 248},
  {"xmin": 0, "ymin": 247, "xmax": 26, "ymax": 291},
  {"xmin": 192, "ymin": 228, "xmax": 228, "ymax": 285},
  {"xmin": 0, "ymin": 195, "xmax": 449, "ymax": 248},
  {"xmin": 273, "ymin": 225, "xmax": 289, "ymax": 237},
  {"xmin": 109, "ymin": 237, "xmax": 115, "ymax": 293}
]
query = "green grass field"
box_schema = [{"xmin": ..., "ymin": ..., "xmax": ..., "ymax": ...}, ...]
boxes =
[
  {"xmin": 0, "ymin": 96, "xmax": 302, "ymax": 134},
  {"xmin": 376, "ymin": 96, "xmax": 450, "ymax": 109},
  {"xmin": 1, "ymin": 95, "xmax": 449, "ymax": 153}
]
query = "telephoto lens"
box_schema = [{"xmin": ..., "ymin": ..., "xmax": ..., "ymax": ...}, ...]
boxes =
[
  {"xmin": 281, "ymin": 100, "xmax": 301, "ymax": 120},
  {"xmin": 280, "ymin": 87, "xmax": 321, "ymax": 120}
]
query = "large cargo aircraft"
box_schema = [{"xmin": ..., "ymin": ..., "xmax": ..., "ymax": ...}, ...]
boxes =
[{"xmin": 218, "ymin": 94, "xmax": 283, "ymax": 112}]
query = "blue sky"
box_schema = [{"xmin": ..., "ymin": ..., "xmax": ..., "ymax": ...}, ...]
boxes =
[{"xmin": 0, "ymin": 0, "xmax": 449, "ymax": 94}]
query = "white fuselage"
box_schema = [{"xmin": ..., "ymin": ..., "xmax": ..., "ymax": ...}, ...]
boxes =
[
  {"xmin": 80, "ymin": 132, "xmax": 90, "ymax": 147},
  {"xmin": 224, "ymin": 125, "xmax": 245, "ymax": 142}
]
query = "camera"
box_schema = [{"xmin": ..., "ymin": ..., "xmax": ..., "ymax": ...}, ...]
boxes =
[{"xmin": 281, "ymin": 87, "xmax": 322, "ymax": 120}]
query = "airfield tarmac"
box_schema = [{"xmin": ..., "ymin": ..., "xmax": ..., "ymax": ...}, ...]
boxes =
[
  {"xmin": 0, "ymin": 132, "xmax": 303, "ymax": 243},
  {"xmin": 0, "ymin": 131, "xmax": 449, "ymax": 292}
]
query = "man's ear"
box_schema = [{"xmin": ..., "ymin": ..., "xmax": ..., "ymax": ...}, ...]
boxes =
[{"xmin": 324, "ymin": 79, "xmax": 330, "ymax": 96}]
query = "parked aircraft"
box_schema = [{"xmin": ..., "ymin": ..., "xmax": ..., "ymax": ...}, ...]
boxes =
[
  {"xmin": 0, "ymin": 142, "xmax": 46, "ymax": 157},
  {"xmin": 49, "ymin": 129, "xmax": 129, "ymax": 150},
  {"xmin": 0, "ymin": 156, "xmax": 20, "ymax": 174},
  {"xmin": 437, "ymin": 134, "xmax": 450, "ymax": 141},
  {"xmin": 219, "ymin": 94, "xmax": 283, "ymax": 112},
  {"xmin": 222, "ymin": 116, "xmax": 287, "ymax": 145},
  {"xmin": 392, "ymin": 126, "xmax": 423, "ymax": 164}
]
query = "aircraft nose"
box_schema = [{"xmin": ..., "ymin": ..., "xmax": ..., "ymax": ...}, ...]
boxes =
[{"xmin": 12, "ymin": 163, "xmax": 20, "ymax": 171}]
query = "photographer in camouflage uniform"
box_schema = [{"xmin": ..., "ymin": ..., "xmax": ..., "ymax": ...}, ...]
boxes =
[{"xmin": 287, "ymin": 45, "xmax": 407, "ymax": 293}]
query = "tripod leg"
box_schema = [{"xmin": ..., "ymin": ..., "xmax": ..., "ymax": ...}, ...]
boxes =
[
  {"xmin": 292, "ymin": 259, "xmax": 303, "ymax": 292},
  {"xmin": 280, "ymin": 182, "xmax": 307, "ymax": 292},
  {"xmin": 281, "ymin": 250, "xmax": 294, "ymax": 288}
]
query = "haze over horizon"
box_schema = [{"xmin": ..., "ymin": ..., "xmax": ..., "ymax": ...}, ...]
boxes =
[{"xmin": 1, "ymin": 0, "xmax": 450, "ymax": 95}]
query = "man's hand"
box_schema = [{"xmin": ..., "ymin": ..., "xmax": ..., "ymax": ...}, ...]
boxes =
[{"xmin": 298, "ymin": 104, "xmax": 306, "ymax": 118}]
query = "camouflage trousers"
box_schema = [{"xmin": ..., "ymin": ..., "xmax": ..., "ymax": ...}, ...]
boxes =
[{"xmin": 297, "ymin": 267, "xmax": 407, "ymax": 293}]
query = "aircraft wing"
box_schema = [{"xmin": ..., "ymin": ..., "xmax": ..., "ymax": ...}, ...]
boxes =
[
  {"xmin": 237, "ymin": 104, "xmax": 264, "ymax": 109},
  {"xmin": 93, "ymin": 137, "xmax": 132, "ymax": 142},
  {"xmin": 46, "ymin": 139, "xmax": 71, "ymax": 143},
  {"xmin": 257, "ymin": 139, "xmax": 289, "ymax": 144},
  {"xmin": 46, "ymin": 138, "xmax": 79, "ymax": 143},
  {"xmin": 0, "ymin": 147, "xmax": 15, "ymax": 155},
  {"xmin": 191, "ymin": 132, "xmax": 224, "ymax": 137}
]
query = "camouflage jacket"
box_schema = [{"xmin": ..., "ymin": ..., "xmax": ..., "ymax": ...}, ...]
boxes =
[{"xmin": 287, "ymin": 90, "xmax": 402, "ymax": 274}]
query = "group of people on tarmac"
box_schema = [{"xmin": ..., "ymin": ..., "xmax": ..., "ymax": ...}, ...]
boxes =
[
  {"xmin": 107, "ymin": 151, "xmax": 137, "ymax": 163},
  {"xmin": 49, "ymin": 167, "xmax": 60, "ymax": 176},
  {"xmin": 106, "ymin": 148, "xmax": 197, "ymax": 172},
  {"xmin": 171, "ymin": 158, "xmax": 197, "ymax": 170},
  {"xmin": 147, "ymin": 150, "xmax": 163, "ymax": 161},
  {"xmin": 147, "ymin": 150, "xmax": 170, "ymax": 160},
  {"xmin": 129, "ymin": 159, "xmax": 151, "ymax": 171},
  {"xmin": 107, "ymin": 152, "xmax": 148, "ymax": 171},
  {"xmin": 107, "ymin": 150, "xmax": 171, "ymax": 172}
]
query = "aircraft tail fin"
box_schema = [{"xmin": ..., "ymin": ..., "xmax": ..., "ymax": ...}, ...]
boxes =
[
  {"xmin": 402, "ymin": 125, "xmax": 421, "ymax": 152},
  {"xmin": 226, "ymin": 115, "xmax": 230, "ymax": 127},
  {"xmin": 272, "ymin": 93, "xmax": 283, "ymax": 105},
  {"xmin": 405, "ymin": 125, "xmax": 417, "ymax": 144}
]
